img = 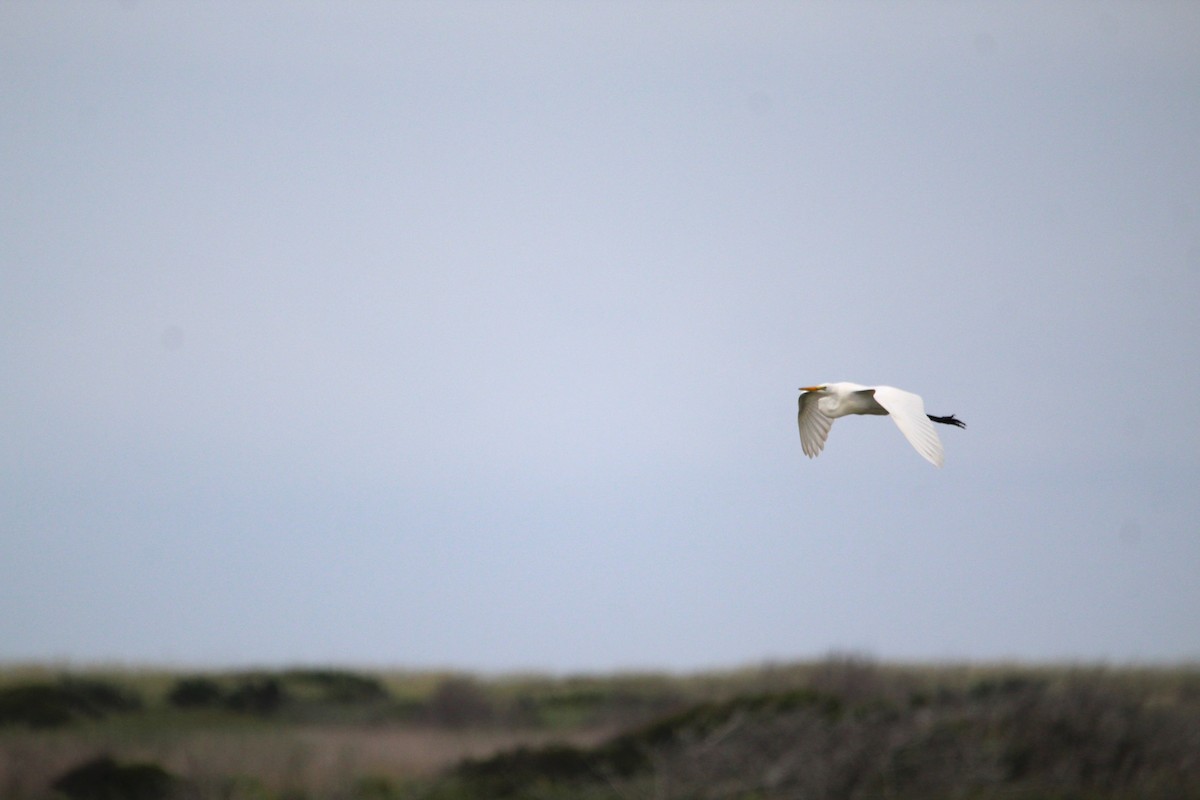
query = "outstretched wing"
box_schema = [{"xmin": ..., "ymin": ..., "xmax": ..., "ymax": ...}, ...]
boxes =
[
  {"xmin": 870, "ymin": 385, "xmax": 945, "ymax": 467},
  {"xmin": 797, "ymin": 392, "xmax": 834, "ymax": 458}
]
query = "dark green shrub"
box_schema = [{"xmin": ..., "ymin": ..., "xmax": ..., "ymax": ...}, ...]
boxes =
[
  {"xmin": 166, "ymin": 676, "xmax": 224, "ymax": 708},
  {"xmin": 225, "ymin": 676, "xmax": 287, "ymax": 715},
  {"xmin": 0, "ymin": 684, "xmax": 81, "ymax": 727},
  {"xmin": 0, "ymin": 678, "xmax": 140, "ymax": 727},
  {"xmin": 283, "ymin": 669, "xmax": 390, "ymax": 703},
  {"xmin": 456, "ymin": 744, "xmax": 596, "ymax": 797},
  {"xmin": 52, "ymin": 755, "xmax": 177, "ymax": 800}
]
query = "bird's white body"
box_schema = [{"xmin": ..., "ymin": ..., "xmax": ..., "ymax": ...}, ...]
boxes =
[{"xmin": 798, "ymin": 382, "xmax": 949, "ymax": 467}]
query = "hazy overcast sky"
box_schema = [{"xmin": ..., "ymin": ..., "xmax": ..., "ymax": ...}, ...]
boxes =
[{"xmin": 3, "ymin": 2, "xmax": 1198, "ymax": 672}]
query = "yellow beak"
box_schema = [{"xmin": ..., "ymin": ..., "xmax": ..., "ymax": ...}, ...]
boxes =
[{"xmin": 799, "ymin": 386, "xmax": 823, "ymax": 392}]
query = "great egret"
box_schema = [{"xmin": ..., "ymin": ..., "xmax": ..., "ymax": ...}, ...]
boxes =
[{"xmin": 798, "ymin": 382, "xmax": 965, "ymax": 467}]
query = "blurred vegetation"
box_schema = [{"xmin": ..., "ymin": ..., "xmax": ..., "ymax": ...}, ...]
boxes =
[
  {"xmin": 0, "ymin": 659, "xmax": 1197, "ymax": 799},
  {"xmin": 0, "ymin": 677, "xmax": 142, "ymax": 728},
  {"xmin": 51, "ymin": 755, "xmax": 177, "ymax": 800}
]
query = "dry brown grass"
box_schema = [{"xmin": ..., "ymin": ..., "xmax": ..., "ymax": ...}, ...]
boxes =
[{"xmin": 0, "ymin": 721, "xmax": 618, "ymax": 798}]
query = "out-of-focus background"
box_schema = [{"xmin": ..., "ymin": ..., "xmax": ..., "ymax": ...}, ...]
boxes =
[{"xmin": 3, "ymin": 1, "xmax": 1198, "ymax": 672}]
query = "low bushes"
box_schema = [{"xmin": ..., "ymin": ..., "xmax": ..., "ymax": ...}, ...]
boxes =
[
  {"xmin": 52, "ymin": 756, "xmax": 177, "ymax": 800},
  {"xmin": 447, "ymin": 669, "xmax": 1200, "ymax": 800},
  {"xmin": 0, "ymin": 677, "xmax": 141, "ymax": 727}
]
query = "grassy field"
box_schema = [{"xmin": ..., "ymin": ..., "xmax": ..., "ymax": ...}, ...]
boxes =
[{"xmin": 2, "ymin": 658, "xmax": 1198, "ymax": 799}]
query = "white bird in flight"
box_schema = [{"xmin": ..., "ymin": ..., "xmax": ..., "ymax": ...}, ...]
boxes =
[{"xmin": 798, "ymin": 382, "xmax": 965, "ymax": 467}]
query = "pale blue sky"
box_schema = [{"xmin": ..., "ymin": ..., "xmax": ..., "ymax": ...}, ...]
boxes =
[{"xmin": 2, "ymin": 2, "xmax": 1198, "ymax": 672}]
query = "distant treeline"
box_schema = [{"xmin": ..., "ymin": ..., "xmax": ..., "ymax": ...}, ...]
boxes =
[
  {"xmin": 0, "ymin": 666, "xmax": 682, "ymax": 729},
  {"xmin": 2, "ymin": 668, "xmax": 430, "ymax": 726}
]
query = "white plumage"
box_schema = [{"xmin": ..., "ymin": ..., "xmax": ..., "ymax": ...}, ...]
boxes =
[{"xmin": 798, "ymin": 382, "xmax": 965, "ymax": 467}]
